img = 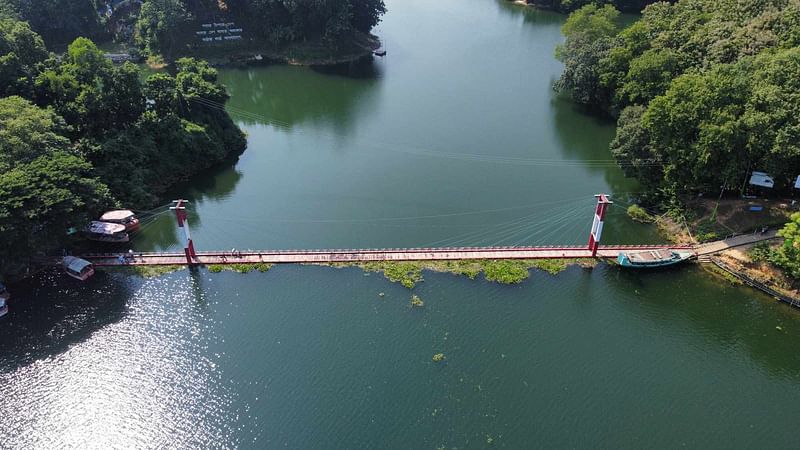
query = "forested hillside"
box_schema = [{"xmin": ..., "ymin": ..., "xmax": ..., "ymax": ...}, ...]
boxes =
[
  {"xmin": 0, "ymin": 19, "xmax": 246, "ymax": 276},
  {"xmin": 555, "ymin": 0, "xmax": 800, "ymax": 203},
  {"xmin": 135, "ymin": 0, "xmax": 386, "ymax": 58},
  {"xmin": 0, "ymin": 0, "xmax": 105, "ymax": 47},
  {"xmin": 523, "ymin": 0, "xmax": 669, "ymax": 13},
  {"xmin": 0, "ymin": 0, "xmax": 387, "ymax": 60}
]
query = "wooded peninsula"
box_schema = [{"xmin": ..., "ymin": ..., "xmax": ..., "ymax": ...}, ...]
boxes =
[{"xmin": 553, "ymin": 0, "xmax": 800, "ymax": 282}]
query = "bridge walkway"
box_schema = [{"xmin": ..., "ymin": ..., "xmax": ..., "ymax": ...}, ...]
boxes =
[{"xmin": 79, "ymin": 245, "xmax": 690, "ymax": 267}]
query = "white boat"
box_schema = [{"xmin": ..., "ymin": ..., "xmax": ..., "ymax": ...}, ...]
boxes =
[
  {"xmin": 85, "ymin": 221, "xmax": 129, "ymax": 243},
  {"xmin": 0, "ymin": 297, "xmax": 7, "ymax": 318},
  {"xmin": 63, "ymin": 256, "xmax": 95, "ymax": 281},
  {"xmin": 99, "ymin": 210, "xmax": 140, "ymax": 232}
]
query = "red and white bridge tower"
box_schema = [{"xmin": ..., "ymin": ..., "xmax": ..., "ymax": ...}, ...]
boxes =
[
  {"xmin": 588, "ymin": 194, "xmax": 613, "ymax": 257},
  {"xmin": 171, "ymin": 199, "xmax": 197, "ymax": 265}
]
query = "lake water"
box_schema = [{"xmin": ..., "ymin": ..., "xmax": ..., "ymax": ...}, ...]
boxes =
[{"xmin": 2, "ymin": 0, "xmax": 800, "ymax": 448}]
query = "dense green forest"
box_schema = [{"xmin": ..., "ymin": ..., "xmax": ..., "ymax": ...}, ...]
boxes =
[
  {"xmin": 555, "ymin": 0, "xmax": 800, "ymax": 276},
  {"xmin": 0, "ymin": 18, "xmax": 245, "ymax": 276},
  {"xmin": 522, "ymin": 0, "xmax": 669, "ymax": 13},
  {"xmin": 0, "ymin": 0, "xmax": 105, "ymax": 47},
  {"xmin": 555, "ymin": 0, "xmax": 800, "ymax": 202},
  {"xmin": 0, "ymin": 0, "xmax": 386, "ymax": 59},
  {"xmin": 136, "ymin": 0, "xmax": 387, "ymax": 58}
]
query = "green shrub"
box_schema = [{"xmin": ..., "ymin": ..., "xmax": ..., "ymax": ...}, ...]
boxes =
[{"xmin": 627, "ymin": 204, "xmax": 655, "ymax": 223}]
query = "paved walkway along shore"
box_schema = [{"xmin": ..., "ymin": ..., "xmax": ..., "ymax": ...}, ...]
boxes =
[{"xmin": 693, "ymin": 230, "xmax": 779, "ymax": 257}]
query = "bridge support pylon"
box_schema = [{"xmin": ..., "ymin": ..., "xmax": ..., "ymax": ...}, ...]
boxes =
[
  {"xmin": 171, "ymin": 199, "xmax": 197, "ymax": 265},
  {"xmin": 588, "ymin": 194, "xmax": 613, "ymax": 257}
]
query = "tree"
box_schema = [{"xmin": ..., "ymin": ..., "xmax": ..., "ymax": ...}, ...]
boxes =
[
  {"xmin": 771, "ymin": 212, "xmax": 800, "ymax": 279},
  {"xmin": 9, "ymin": 0, "xmax": 104, "ymax": 47},
  {"xmin": 554, "ymin": 4, "xmax": 621, "ymax": 109},
  {"xmin": 559, "ymin": 4, "xmax": 620, "ymax": 44},
  {"xmin": 0, "ymin": 96, "xmax": 69, "ymax": 171},
  {"xmin": 610, "ymin": 105, "xmax": 660, "ymax": 189},
  {"xmin": 136, "ymin": 0, "xmax": 191, "ymax": 57},
  {"xmin": 0, "ymin": 18, "xmax": 48, "ymax": 97}
]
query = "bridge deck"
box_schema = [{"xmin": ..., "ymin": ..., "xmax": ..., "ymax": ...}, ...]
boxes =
[{"xmin": 79, "ymin": 245, "xmax": 692, "ymax": 267}]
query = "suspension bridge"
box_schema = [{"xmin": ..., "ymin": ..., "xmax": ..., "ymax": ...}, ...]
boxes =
[{"xmin": 68, "ymin": 195, "xmax": 710, "ymax": 268}]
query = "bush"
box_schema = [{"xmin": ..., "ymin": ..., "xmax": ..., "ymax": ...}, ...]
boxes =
[
  {"xmin": 627, "ymin": 204, "xmax": 654, "ymax": 223},
  {"xmin": 748, "ymin": 242, "xmax": 773, "ymax": 263}
]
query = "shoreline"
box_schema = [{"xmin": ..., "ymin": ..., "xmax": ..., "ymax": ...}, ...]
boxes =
[{"xmin": 160, "ymin": 33, "xmax": 382, "ymax": 69}]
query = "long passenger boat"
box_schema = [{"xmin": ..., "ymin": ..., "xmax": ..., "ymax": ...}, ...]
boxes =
[{"xmin": 617, "ymin": 249, "xmax": 695, "ymax": 268}]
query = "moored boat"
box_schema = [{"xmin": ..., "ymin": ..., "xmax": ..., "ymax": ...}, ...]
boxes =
[
  {"xmin": 85, "ymin": 221, "xmax": 129, "ymax": 243},
  {"xmin": 0, "ymin": 283, "xmax": 9, "ymax": 301},
  {"xmin": 99, "ymin": 210, "xmax": 140, "ymax": 232},
  {"xmin": 617, "ymin": 249, "xmax": 695, "ymax": 268},
  {"xmin": 63, "ymin": 256, "xmax": 95, "ymax": 281}
]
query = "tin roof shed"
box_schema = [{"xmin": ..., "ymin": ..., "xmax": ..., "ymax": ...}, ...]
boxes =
[{"xmin": 749, "ymin": 171, "xmax": 774, "ymax": 188}]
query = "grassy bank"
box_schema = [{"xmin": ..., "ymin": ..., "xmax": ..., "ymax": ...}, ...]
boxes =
[{"xmin": 653, "ymin": 198, "xmax": 794, "ymax": 245}]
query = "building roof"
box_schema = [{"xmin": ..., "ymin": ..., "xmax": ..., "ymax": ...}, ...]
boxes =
[{"xmin": 749, "ymin": 171, "xmax": 774, "ymax": 188}]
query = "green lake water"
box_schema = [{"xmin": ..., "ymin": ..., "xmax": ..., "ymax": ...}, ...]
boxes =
[{"xmin": 2, "ymin": 0, "xmax": 800, "ymax": 448}]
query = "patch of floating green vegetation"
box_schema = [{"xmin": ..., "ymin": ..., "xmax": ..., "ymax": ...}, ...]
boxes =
[
  {"xmin": 410, "ymin": 295, "xmax": 425, "ymax": 308},
  {"xmin": 322, "ymin": 258, "xmax": 595, "ymax": 288},
  {"xmin": 206, "ymin": 263, "xmax": 273, "ymax": 274},
  {"xmin": 104, "ymin": 265, "xmax": 185, "ymax": 278},
  {"xmin": 432, "ymin": 353, "xmax": 446, "ymax": 362}
]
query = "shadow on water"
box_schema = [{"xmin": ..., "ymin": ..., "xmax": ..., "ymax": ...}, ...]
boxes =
[
  {"xmin": 551, "ymin": 95, "xmax": 639, "ymax": 195},
  {"xmin": 126, "ymin": 160, "xmax": 246, "ymax": 252},
  {"xmin": 604, "ymin": 265, "xmax": 800, "ymax": 380},
  {"xmin": 494, "ymin": 0, "xmax": 562, "ymax": 24},
  {"xmin": 0, "ymin": 270, "xmax": 133, "ymax": 370},
  {"xmin": 219, "ymin": 59, "xmax": 382, "ymax": 133},
  {"xmin": 310, "ymin": 56, "xmax": 384, "ymax": 80}
]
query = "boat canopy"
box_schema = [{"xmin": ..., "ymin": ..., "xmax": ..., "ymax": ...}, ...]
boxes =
[
  {"xmin": 624, "ymin": 249, "xmax": 674, "ymax": 263},
  {"xmin": 100, "ymin": 210, "xmax": 135, "ymax": 222},
  {"xmin": 88, "ymin": 221, "xmax": 127, "ymax": 235},
  {"xmin": 64, "ymin": 256, "xmax": 92, "ymax": 274}
]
